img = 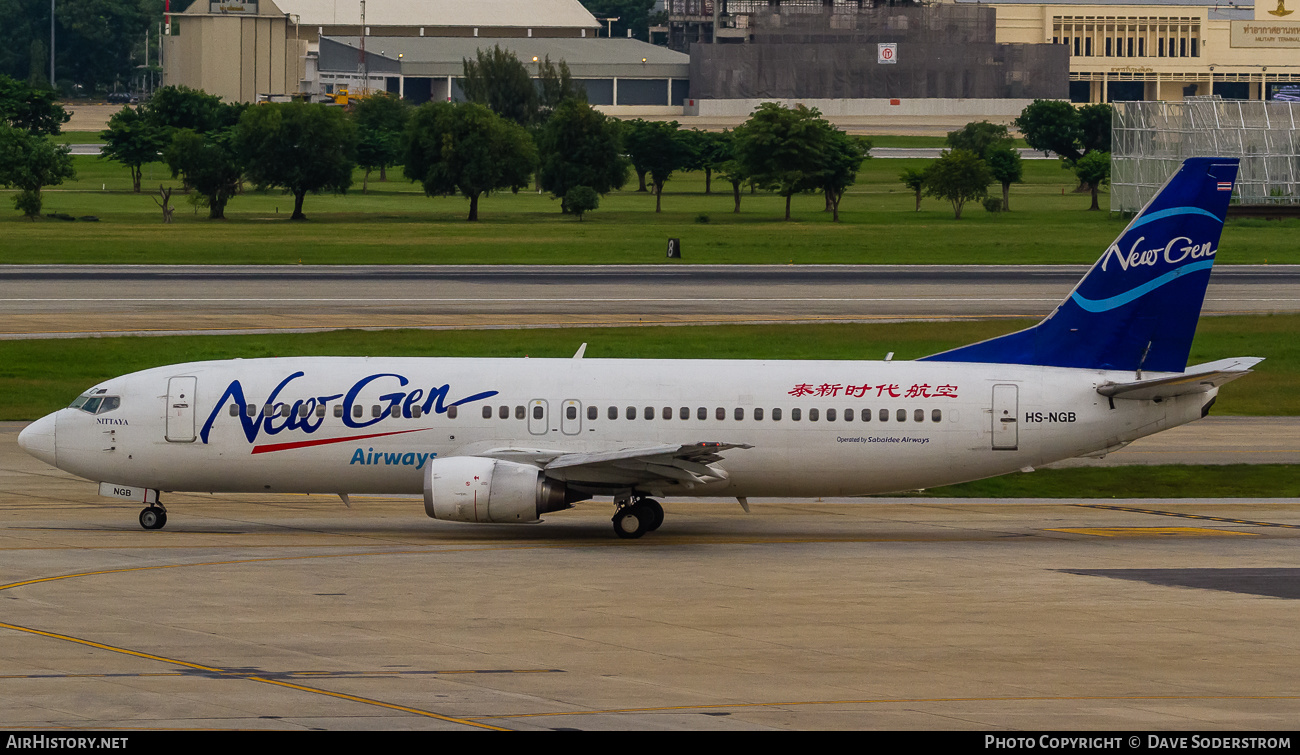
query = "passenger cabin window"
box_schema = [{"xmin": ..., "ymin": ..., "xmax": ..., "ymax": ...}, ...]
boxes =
[
  {"xmin": 792, "ymin": 408, "xmax": 802, "ymax": 421},
  {"xmin": 334, "ymin": 405, "xmax": 344, "ymax": 418},
  {"xmin": 567, "ymin": 406, "xmax": 578, "ymax": 420},
  {"xmin": 644, "ymin": 406, "xmax": 654, "ymax": 420},
  {"xmin": 626, "ymin": 406, "xmax": 636, "ymax": 420},
  {"xmin": 827, "ymin": 408, "xmax": 837, "ymax": 421},
  {"xmin": 412, "ymin": 405, "xmax": 423, "ymax": 418},
  {"xmin": 754, "ymin": 408, "xmax": 764, "ymax": 421},
  {"xmin": 447, "ymin": 405, "xmax": 458, "ymax": 419},
  {"xmin": 316, "ymin": 405, "xmax": 326, "ymax": 418},
  {"xmin": 932, "ymin": 409, "xmax": 942, "ymax": 423},
  {"xmin": 697, "ymin": 407, "xmax": 707, "ymax": 420},
  {"xmin": 534, "ymin": 405, "xmax": 544, "ymax": 420},
  {"xmin": 483, "ymin": 406, "xmax": 492, "ymax": 419},
  {"xmin": 390, "ymin": 405, "xmax": 400, "ymax": 418},
  {"xmin": 772, "ymin": 408, "xmax": 782, "ymax": 421},
  {"xmin": 914, "ymin": 409, "xmax": 925, "ymax": 423},
  {"xmin": 662, "ymin": 407, "xmax": 672, "ymax": 420},
  {"xmin": 897, "ymin": 409, "xmax": 906, "ymax": 422},
  {"xmin": 353, "ymin": 405, "xmax": 363, "ymax": 418},
  {"xmin": 608, "ymin": 406, "xmax": 618, "ymax": 420},
  {"xmin": 716, "ymin": 407, "xmax": 725, "ymax": 421},
  {"xmin": 845, "ymin": 408, "xmax": 854, "ymax": 421},
  {"xmin": 879, "ymin": 409, "xmax": 888, "ymax": 422},
  {"xmin": 588, "ymin": 406, "xmax": 598, "ymax": 421},
  {"xmin": 499, "ymin": 406, "xmax": 510, "ymax": 420},
  {"xmin": 680, "ymin": 407, "xmax": 689, "ymax": 420},
  {"xmin": 809, "ymin": 408, "xmax": 819, "ymax": 422},
  {"xmin": 735, "ymin": 408, "xmax": 744, "ymax": 421},
  {"xmin": 515, "ymin": 406, "xmax": 525, "ymax": 420}
]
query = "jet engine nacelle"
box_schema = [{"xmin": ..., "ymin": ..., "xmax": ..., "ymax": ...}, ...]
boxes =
[{"xmin": 423, "ymin": 456, "xmax": 572, "ymax": 524}]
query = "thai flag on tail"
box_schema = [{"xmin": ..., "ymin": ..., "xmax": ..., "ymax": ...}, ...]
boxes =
[{"xmin": 1218, "ymin": 181, "xmax": 1233, "ymax": 192}]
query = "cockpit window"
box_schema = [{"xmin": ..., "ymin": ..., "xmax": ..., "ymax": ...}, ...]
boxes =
[{"xmin": 71, "ymin": 393, "xmax": 120, "ymax": 415}]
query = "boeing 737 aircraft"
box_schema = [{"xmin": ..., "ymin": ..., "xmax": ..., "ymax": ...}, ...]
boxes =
[{"xmin": 18, "ymin": 157, "xmax": 1260, "ymax": 538}]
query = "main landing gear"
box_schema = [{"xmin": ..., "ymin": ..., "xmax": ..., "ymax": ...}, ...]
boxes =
[
  {"xmin": 139, "ymin": 502, "xmax": 167, "ymax": 530},
  {"xmin": 612, "ymin": 497, "xmax": 664, "ymax": 540}
]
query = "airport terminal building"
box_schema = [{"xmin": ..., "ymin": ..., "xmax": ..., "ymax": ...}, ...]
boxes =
[{"xmin": 665, "ymin": 0, "xmax": 1300, "ymax": 105}]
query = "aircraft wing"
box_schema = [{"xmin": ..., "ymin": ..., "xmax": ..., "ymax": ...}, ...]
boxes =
[
  {"xmin": 473, "ymin": 442, "xmax": 753, "ymax": 490},
  {"xmin": 1097, "ymin": 357, "xmax": 1263, "ymax": 401}
]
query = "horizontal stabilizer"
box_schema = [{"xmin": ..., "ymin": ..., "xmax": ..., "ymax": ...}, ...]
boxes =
[{"xmin": 1097, "ymin": 357, "xmax": 1263, "ymax": 401}]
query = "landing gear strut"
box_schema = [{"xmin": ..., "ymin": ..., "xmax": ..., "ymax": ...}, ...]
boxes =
[
  {"xmin": 139, "ymin": 501, "xmax": 167, "ymax": 530},
  {"xmin": 612, "ymin": 497, "xmax": 664, "ymax": 539}
]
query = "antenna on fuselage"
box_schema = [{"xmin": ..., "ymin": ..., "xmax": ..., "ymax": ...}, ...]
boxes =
[{"xmin": 1136, "ymin": 341, "xmax": 1152, "ymax": 380}]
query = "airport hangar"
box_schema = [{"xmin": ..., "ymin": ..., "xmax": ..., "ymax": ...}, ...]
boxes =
[{"xmin": 162, "ymin": 0, "xmax": 691, "ymax": 115}]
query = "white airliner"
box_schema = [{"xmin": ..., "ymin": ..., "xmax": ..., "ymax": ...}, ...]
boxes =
[{"xmin": 18, "ymin": 158, "xmax": 1260, "ymax": 538}]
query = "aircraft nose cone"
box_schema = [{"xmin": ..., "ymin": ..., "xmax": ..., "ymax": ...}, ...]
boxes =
[{"xmin": 18, "ymin": 413, "xmax": 57, "ymax": 467}]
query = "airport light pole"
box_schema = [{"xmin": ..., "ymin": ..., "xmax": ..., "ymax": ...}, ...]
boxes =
[{"xmin": 49, "ymin": 0, "xmax": 55, "ymax": 87}]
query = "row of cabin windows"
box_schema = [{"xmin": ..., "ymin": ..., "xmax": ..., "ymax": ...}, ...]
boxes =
[
  {"xmin": 230, "ymin": 403, "xmax": 456, "ymax": 419},
  {"xmin": 230, "ymin": 403, "xmax": 943, "ymax": 424},
  {"xmin": 497, "ymin": 405, "xmax": 943, "ymax": 424}
]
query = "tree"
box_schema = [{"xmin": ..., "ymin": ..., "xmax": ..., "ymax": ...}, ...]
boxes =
[
  {"xmin": 621, "ymin": 119, "xmax": 654, "ymax": 192},
  {"xmin": 624, "ymin": 120, "xmax": 693, "ymax": 213},
  {"xmin": 0, "ymin": 123, "xmax": 75, "ymax": 218},
  {"xmin": 899, "ymin": 167, "xmax": 926, "ymax": 211},
  {"xmin": 681, "ymin": 129, "xmax": 732, "ymax": 195},
  {"xmin": 923, "ymin": 149, "xmax": 991, "ymax": 220},
  {"xmin": 0, "ymin": 74, "xmax": 68, "ymax": 135},
  {"xmin": 236, "ymin": 102, "xmax": 357, "ymax": 221},
  {"xmin": 164, "ymin": 128, "xmax": 242, "ymax": 220},
  {"xmin": 461, "ymin": 46, "xmax": 539, "ymax": 128},
  {"xmin": 732, "ymin": 102, "xmax": 832, "ymax": 221},
  {"xmin": 986, "ymin": 147, "xmax": 1024, "ymax": 212},
  {"xmin": 537, "ymin": 100, "xmax": 628, "ymax": 213},
  {"xmin": 946, "ymin": 121, "xmax": 1014, "ymax": 160},
  {"xmin": 813, "ymin": 130, "xmax": 870, "ymax": 222},
  {"xmin": 537, "ymin": 56, "xmax": 586, "ymax": 120},
  {"xmin": 715, "ymin": 131, "xmax": 748, "ymax": 214},
  {"xmin": 1073, "ymin": 151, "xmax": 1111, "ymax": 211},
  {"xmin": 578, "ymin": 1, "xmax": 657, "ymax": 39},
  {"xmin": 55, "ymin": 0, "xmax": 152, "ymax": 92},
  {"xmin": 403, "ymin": 102, "xmax": 537, "ymax": 222},
  {"xmin": 351, "ymin": 92, "xmax": 410, "ymax": 192},
  {"xmin": 100, "ymin": 105, "xmax": 164, "ymax": 193},
  {"xmin": 565, "ymin": 186, "xmax": 599, "ymax": 221},
  {"xmin": 145, "ymin": 86, "xmax": 238, "ymax": 136},
  {"xmin": 1015, "ymin": 100, "xmax": 1112, "ymax": 164}
]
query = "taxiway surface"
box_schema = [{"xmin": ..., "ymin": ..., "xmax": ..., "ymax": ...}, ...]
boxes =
[
  {"xmin": 2, "ymin": 264, "xmax": 1297, "ymax": 338},
  {"xmin": 2, "ymin": 423, "xmax": 1298, "ymax": 730}
]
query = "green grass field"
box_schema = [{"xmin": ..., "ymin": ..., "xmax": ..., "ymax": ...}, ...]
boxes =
[
  {"xmin": 1, "ymin": 314, "xmax": 1293, "ymax": 420},
  {"xmin": 3, "ymin": 153, "xmax": 1296, "ymax": 265}
]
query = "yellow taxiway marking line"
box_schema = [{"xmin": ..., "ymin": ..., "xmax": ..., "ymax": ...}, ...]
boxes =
[
  {"xmin": 1074, "ymin": 503, "xmax": 1300, "ymax": 530},
  {"xmin": 1047, "ymin": 527, "xmax": 1257, "ymax": 538},
  {"xmin": 470, "ymin": 694, "xmax": 1300, "ymax": 720},
  {"xmin": 0, "ymin": 621, "xmax": 506, "ymax": 731}
]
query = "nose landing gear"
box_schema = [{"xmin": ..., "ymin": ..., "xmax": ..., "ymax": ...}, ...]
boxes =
[{"xmin": 612, "ymin": 497, "xmax": 664, "ymax": 539}]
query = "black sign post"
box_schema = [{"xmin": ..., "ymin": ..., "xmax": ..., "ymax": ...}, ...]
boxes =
[{"xmin": 666, "ymin": 238, "xmax": 681, "ymax": 258}]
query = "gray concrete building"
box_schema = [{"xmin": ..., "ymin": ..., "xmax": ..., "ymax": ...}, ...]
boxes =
[{"xmin": 317, "ymin": 36, "xmax": 691, "ymax": 113}]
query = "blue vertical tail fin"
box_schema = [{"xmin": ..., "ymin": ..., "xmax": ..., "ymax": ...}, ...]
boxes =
[{"xmin": 921, "ymin": 157, "xmax": 1239, "ymax": 373}]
